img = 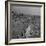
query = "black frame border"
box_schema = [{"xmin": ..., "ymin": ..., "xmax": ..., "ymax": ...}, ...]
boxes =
[{"xmin": 5, "ymin": 1, "xmax": 45, "ymax": 45}]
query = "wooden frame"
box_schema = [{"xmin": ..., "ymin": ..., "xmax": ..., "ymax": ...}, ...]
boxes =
[{"xmin": 5, "ymin": 1, "xmax": 45, "ymax": 45}]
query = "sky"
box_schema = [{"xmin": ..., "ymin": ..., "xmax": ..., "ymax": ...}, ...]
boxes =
[{"xmin": 10, "ymin": 5, "xmax": 41, "ymax": 16}]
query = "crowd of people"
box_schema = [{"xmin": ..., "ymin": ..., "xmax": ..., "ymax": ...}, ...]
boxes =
[{"xmin": 11, "ymin": 11, "xmax": 40, "ymax": 39}]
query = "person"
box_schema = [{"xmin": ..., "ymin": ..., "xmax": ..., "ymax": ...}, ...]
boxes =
[{"xmin": 25, "ymin": 25, "xmax": 31, "ymax": 38}]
